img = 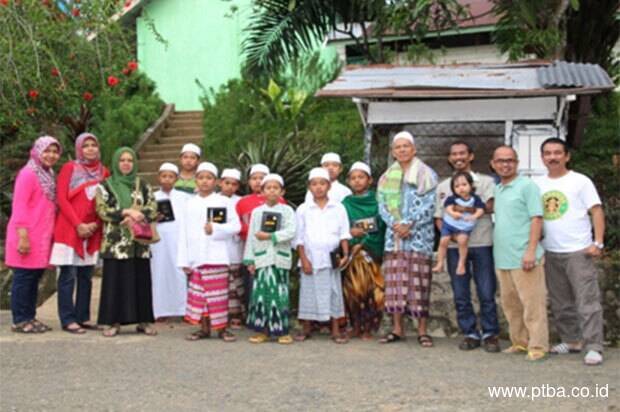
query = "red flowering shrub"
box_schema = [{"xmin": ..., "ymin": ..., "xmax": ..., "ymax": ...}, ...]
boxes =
[
  {"xmin": 107, "ymin": 76, "xmax": 120, "ymax": 87},
  {"xmin": 83, "ymin": 92, "xmax": 93, "ymax": 101}
]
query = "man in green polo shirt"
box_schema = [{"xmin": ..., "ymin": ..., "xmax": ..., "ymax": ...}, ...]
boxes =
[{"xmin": 492, "ymin": 146, "xmax": 548, "ymax": 361}]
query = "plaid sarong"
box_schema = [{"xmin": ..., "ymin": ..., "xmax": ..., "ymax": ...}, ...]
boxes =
[{"xmin": 382, "ymin": 251, "xmax": 432, "ymax": 318}]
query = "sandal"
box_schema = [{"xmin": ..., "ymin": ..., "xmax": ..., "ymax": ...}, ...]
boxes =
[
  {"xmin": 218, "ymin": 330, "xmax": 237, "ymax": 342},
  {"xmin": 332, "ymin": 334, "xmax": 349, "ymax": 344},
  {"xmin": 278, "ymin": 335, "xmax": 294, "ymax": 345},
  {"xmin": 583, "ymin": 350, "xmax": 603, "ymax": 366},
  {"xmin": 294, "ymin": 332, "xmax": 312, "ymax": 342},
  {"xmin": 249, "ymin": 333, "xmax": 269, "ymax": 344},
  {"xmin": 11, "ymin": 321, "xmax": 38, "ymax": 334},
  {"xmin": 525, "ymin": 350, "xmax": 547, "ymax": 362},
  {"xmin": 63, "ymin": 323, "xmax": 86, "ymax": 334},
  {"xmin": 185, "ymin": 330, "xmax": 211, "ymax": 341},
  {"xmin": 31, "ymin": 319, "xmax": 52, "ymax": 333},
  {"xmin": 502, "ymin": 344, "xmax": 528, "ymax": 354},
  {"xmin": 379, "ymin": 332, "xmax": 403, "ymax": 344},
  {"xmin": 102, "ymin": 326, "xmax": 120, "ymax": 338},
  {"xmin": 230, "ymin": 318, "xmax": 243, "ymax": 330},
  {"xmin": 550, "ymin": 342, "xmax": 582, "ymax": 354},
  {"xmin": 79, "ymin": 323, "xmax": 100, "ymax": 331},
  {"xmin": 417, "ymin": 334, "xmax": 434, "ymax": 348},
  {"xmin": 136, "ymin": 324, "xmax": 158, "ymax": 336}
]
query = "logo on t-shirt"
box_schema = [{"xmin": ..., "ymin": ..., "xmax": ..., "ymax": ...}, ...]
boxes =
[{"xmin": 542, "ymin": 190, "xmax": 568, "ymax": 220}]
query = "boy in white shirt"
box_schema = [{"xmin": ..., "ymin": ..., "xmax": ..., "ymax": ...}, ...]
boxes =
[
  {"xmin": 304, "ymin": 152, "xmax": 352, "ymax": 203},
  {"xmin": 150, "ymin": 163, "xmax": 190, "ymax": 321},
  {"xmin": 218, "ymin": 168, "xmax": 245, "ymax": 329},
  {"xmin": 295, "ymin": 168, "xmax": 351, "ymax": 344},
  {"xmin": 177, "ymin": 162, "xmax": 241, "ymax": 342}
]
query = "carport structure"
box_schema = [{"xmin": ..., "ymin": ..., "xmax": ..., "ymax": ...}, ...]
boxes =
[{"xmin": 317, "ymin": 61, "xmax": 614, "ymax": 177}]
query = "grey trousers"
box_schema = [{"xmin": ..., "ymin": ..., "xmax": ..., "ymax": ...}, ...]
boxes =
[{"xmin": 544, "ymin": 250, "xmax": 604, "ymax": 353}]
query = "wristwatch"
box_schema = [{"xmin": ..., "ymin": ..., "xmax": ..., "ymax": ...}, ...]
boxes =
[{"xmin": 593, "ymin": 241, "xmax": 604, "ymax": 250}]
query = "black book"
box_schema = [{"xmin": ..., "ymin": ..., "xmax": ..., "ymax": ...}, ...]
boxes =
[
  {"xmin": 157, "ymin": 199, "xmax": 175, "ymax": 222},
  {"xmin": 261, "ymin": 211, "xmax": 282, "ymax": 233},
  {"xmin": 330, "ymin": 247, "xmax": 343, "ymax": 269},
  {"xmin": 353, "ymin": 217, "xmax": 378, "ymax": 234},
  {"xmin": 207, "ymin": 207, "xmax": 227, "ymax": 224}
]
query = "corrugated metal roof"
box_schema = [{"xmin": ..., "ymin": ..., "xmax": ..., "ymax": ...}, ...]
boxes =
[
  {"xmin": 317, "ymin": 61, "xmax": 614, "ymax": 99},
  {"xmin": 537, "ymin": 61, "xmax": 614, "ymax": 89}
]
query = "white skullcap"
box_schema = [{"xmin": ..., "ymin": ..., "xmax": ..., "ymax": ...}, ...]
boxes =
[
  {"xmin": 249, "ymin": 163, "xmax": 270, "ymax": 177},
  {"xmin": 158, "ymin": 162, "xmax": 179, "ymax": 175},
  {"xmin": 392, "ymin": 131, "xmax": 415, "ymax": 146},
  {"xmin": 308, "ymin": 167, "xmax": 330, "ymax": 182},
  {"xmin": 348, "ymin": 161, "xmax": 371, "ymax": 176},
  {"xmin": 320, "ymin": 152, "xmax": 341, "ymax": 165},
  {"xmin": 181, "ymin": 143, "xmax": 201, "ymax": 157},
  {"xmin": 261, "ymin": 173, "xmax": 284, "ymax": 187},
  {"xmin": 220, "ymin": 168, "xmax": 241, "ymax": 181},
  {"xmin": 196, "ymin": 162, "xmax": 218, "ymax": 177}
]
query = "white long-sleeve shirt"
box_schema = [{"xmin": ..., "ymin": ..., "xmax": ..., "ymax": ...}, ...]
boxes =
[
  {"xmin": 294, "ymin": 199, "xmax": 351, "ymax": 270},
  {"xmin": 177, "ymin": 192, "xmax": 241, "ymax": 269}
]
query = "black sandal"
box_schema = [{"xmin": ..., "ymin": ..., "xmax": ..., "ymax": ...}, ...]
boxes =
[
  {"xmin": 63, "ymin": 324, "xmax": 86, "ymax": 334},
  {"xmin": 379, "ymin": 332, "xmax": 403, "ymax": 344},
  {"xmin": 11, "ymin": 321, "xmax": 38, "ymax": 334},
  {"xmin": 185, "ymin": 330, "xmax": 211, "ymax": 341},
  {"xmin": 218, "ymin": 330, "xmax": 236, "ymax": 342},
  {"xmin": 418, "ymin": 334, "xmax": 434, "ymax": 347},
  {"xmin": 31, "ymin": 319, "xmax": 52, "ymax": 333}
]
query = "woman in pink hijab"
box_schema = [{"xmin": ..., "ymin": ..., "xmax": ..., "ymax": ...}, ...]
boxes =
[
  {"xmin": 6, "ymin": 136, "xmax": 62, "ymax": 333},
  {"xmin": 50, "ymin": 133, "xmax": 109, "ymax": 334}
]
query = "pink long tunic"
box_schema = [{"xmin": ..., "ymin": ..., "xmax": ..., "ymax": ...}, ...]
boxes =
[{"xmin": 5, "ymin": 167, "xmax": 56, "ymax": 269}]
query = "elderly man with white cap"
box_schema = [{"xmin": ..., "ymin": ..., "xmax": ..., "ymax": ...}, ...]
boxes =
[
  {"xmin": 377, "ymin": 131, "xmax": 438, "ymax": 347},
  {"xmin": 150, "ymin": 162, "xmax": 190, "ymax": 321},
  {"xmin": 304, "ymin": 152, "xmax": 352, "ymax": 204},
  {"xmin": 175, "ymin": 143, "xmax": 201, "ymax": 194}
]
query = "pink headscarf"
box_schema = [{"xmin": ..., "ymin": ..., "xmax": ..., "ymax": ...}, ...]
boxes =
[
  {"xmin": 69, "ymin": 132, "xmax": 105, "ymax": 191},
  {"xmin": 26, "ymin": 135, "xmax": 62, "ymax": 202}
]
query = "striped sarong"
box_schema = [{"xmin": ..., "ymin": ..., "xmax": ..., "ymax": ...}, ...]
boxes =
[
  {"xmin": 185, "ymin": 264, "xmax": 229, "ymax": 330},
  {"xmin": 227, "ymin": 263, "xmax": 245, "ymax": 319},
  {"xmin": 382, "ymin": 251, "xmax": 432, "ymax": 318}
]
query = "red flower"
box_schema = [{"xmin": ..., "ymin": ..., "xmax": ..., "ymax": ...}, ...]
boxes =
[
  {"xmin": 122, "ymin": 67, "xmax": 130, "ymax": 76},
  {"xmin": 28, "ymin": 89, "xmax": 39, "ymax": 100},
  {"xmin": 83, "ymin": 91, "xmax": 93, "ymax": 101},
  {"xmin": 107, "ymin": 76, "xmax": 119, "ymax": 87},
  {"xmin": 51, "ymin": 67, "xmax": 60, "ymax": 77},
  {"xmin": 124, "ymin": 0, "xmax": 132, "ymax": 8},
  {"xmin": 41, "ymin": 0, "xmax": 51, "ymax": 6},
  {"xmin": 127, "ymin": 61, "xmax": 138, "ymax": 72},
  {"xmin": 71, "ymin": 7, "xmax": 80, "ymax": 16},
  {"xmin": 0, "ymin": 0, "xmax": 9, "ymax": 6}
]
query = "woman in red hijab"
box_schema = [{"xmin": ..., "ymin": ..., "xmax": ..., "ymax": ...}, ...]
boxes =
[{"xmin": 50, "ymin": 133, "xmax": 109, "ymax": 334}]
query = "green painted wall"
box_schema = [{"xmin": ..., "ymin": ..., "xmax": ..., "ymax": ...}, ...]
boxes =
[{"xmin": 136, "ymin": 0, "xmax": 252, "ymax": 111}]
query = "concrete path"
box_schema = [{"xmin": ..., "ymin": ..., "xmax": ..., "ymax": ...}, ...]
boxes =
[{"xmin": 0, "ymin": 279, "xmax": 617, "ymax": 411}]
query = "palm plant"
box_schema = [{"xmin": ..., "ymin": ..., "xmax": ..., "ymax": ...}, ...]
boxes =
[
  {"xmin": 243, "ymin": 0, "xmax": 468, "ymax": 74},
  {"xmin": 230, "ymin": 131, "xmax": 324, "ymax": 205}
]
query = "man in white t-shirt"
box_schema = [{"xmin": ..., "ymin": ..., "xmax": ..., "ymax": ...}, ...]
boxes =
[{"xmin": 534, "ymin": 138, "xmax": 606, "ymax": 366}]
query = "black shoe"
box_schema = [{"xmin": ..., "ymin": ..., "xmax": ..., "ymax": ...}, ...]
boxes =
[
  {"xmin": 483, "ymin": 336, "xmax": 501, "ymax": 353},
  {"xmin": 459, "ymin": 337, "xmax": 481, "ymax": 350}
]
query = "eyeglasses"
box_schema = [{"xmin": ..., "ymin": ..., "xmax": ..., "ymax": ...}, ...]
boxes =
[{"xmin": 493, "ymin": 158, "xmax": 517, "ymax": 164}]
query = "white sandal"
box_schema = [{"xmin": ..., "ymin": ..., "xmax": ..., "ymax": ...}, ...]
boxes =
[{"xmin": 583, "ymin": 350, "xmax": 603, "ymax": 366}]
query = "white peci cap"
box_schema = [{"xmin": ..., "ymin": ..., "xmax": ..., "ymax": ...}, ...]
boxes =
[
  {"xmin": 249, "ymin": 163, "xmax": 270, "ymax": 177},
  {"xmin": 180, "ymin": 143, "xmax": 201, "ymax": 157},
  {"xmin": 158, "ymin": 162, "xmax": 179, "ymax": 175},
  {"xmin": 220, "ymin": 168, "xmax": 241, "ymax": 181},
  {"xmin": 196, "ymin": 162, "xmax": 218, "ymax": 177},
  {"xmin": 320, "ymin": 152, "xmax": 341, "ymax": 165},
  {"xmin": 308, "ymin": 167, "xmax": 330, "ymax": 182},
  {"xmin": 261, "ymin": 173, "xmax": 284, "ymax": 187},
  {"xmin": 392, "ymin": 131, "xmax": 415, "ymax": 146},
  {"xmin": 348, "ymin": 161, "xmax": 371, "ymax": 176}
]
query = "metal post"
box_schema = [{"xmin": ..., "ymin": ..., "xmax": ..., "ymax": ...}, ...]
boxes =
[{"xmin": 363, "ymin": 123, "xmax": 373, "ymax": 165}]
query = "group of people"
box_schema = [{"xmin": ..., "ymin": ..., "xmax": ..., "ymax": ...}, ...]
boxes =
[{"xmin": 5, "ymin": 130, "xmax": 606, "ymax": 365}]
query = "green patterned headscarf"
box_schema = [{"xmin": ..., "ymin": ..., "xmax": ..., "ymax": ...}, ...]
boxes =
[{"xmin": 106, "ymin": 147, "xmax": 137, "ymax": 209}]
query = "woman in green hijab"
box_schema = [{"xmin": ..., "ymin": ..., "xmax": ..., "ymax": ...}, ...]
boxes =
[{"xmin": 95, "ymin": 147, "xmax": 158, "ymax": 337}]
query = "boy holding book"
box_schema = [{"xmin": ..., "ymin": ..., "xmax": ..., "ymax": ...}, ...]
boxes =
[
  {"xmin": 150, "ymin": 163, "xmax": 190, "ymax": 322},
  {"xmin": 295, "ymin": 168, "xmax": 351, "ymax": 344},
  {"xmin": 177, "ymin": 162, "xmax": 240, "ymax": 342},
  {"xmin": 174, "ymin": 143, "xmax": 201, "ymax": 194},
  {"xmin": 218, "ymin": 168, "xmax": 245, "ymax": 328},
  {"xmin": 243, "ymin": 174, "xmax": 296, "ymax": 344},
  {"xmin": 342, "ymin": 161, "xmax": 386, "ymax": 340}
]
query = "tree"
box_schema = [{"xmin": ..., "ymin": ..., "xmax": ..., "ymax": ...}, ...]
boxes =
[{"xmin": 243, "ymin": 0, "xmax": 469, "ymax": 74}]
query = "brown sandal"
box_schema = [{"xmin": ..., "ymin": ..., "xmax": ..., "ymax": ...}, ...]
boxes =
[
  {"xmin": 417, "ymin": 334, "xmax": 434, "ymax": 348},
  {"xmin": 102, "ymin": 326, "xmax": 120, "ymax": 337},
  {"xmin": 186, "ymin": 330, "xmax": 211, "ymax": 341},
  {"xmin": 218, "ymin": 330, "xmax": 236, "ymax": 342},
  {"xmin": 11, "ymin": 321, "xmax": 38, "ymax": 334},
  {"xmin": 294, "ymin": 332, "xmax": 312, "ymax": 342},
  {"xmin": 136, "ymin": 324, "xmax": 158, "ymax": 336}
]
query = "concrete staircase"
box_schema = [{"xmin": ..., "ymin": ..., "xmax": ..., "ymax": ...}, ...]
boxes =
[{"xmin": 137, "ymin": 111, "xmax": 203, "ymax": 186}]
